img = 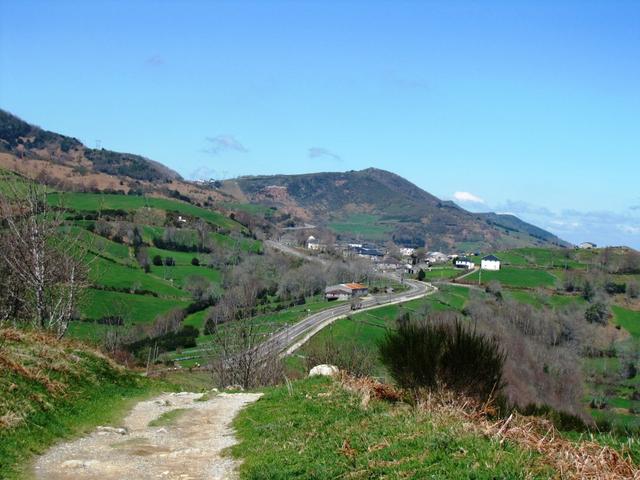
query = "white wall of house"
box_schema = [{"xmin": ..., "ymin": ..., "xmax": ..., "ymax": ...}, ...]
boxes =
[
  {"xmin": 455, "ymin": 260, "xmax": 474, "ymax": 269},
  {"xmin": 481, "ymin": 259, "xmax": 501, "ymax": 271}
]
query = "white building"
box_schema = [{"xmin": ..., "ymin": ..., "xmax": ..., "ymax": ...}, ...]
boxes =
[
  {"xmin": 399, "ymin": 247, "xmax": 415, "ymax": 258},
  {"xmin": 454, "ymin": 257, "xmax": 475, "ymax": 269},
  {"xmin": 426, "ymin": 252, "xmax": 448, "ymax": 264},
  {"xmin": 481, "ymin": 255, "xmax": 501, "ymax": 271},
  {"xmin": 578, "ymin": 242, "xmax": 597, "ymax": 249},
  {"xmin": 306, "ymin": 235, "xmax": 321, "ymax": 250}
]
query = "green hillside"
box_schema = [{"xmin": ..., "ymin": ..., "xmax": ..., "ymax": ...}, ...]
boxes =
[
  {"xmin": 232, "ymin": 168, "xmax": 570, "ymax": 250},
  {"xmin": 17, "ymin": 186, "xmax": 261, "ymax": 346}
]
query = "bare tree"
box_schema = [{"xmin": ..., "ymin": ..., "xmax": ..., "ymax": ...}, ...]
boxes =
[
  {"xmin": 0, "ymin": 182, "xmax": 88, "ymax": 337},
  {"xmin": 205, "ymin": 282, "xmax": 282, "ymax": 388}
]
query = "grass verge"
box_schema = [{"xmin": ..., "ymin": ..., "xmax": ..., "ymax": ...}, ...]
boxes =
[
  {"xmin": 231, "ymin": 376, "xmax": 552, "ymax": 479},
  {"xmin": 0, "ymin": 328, "xmax": 174, "ymax": 479}
]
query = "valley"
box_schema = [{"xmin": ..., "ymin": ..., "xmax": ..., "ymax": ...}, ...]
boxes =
[{"xmin": 1, "ymin": 111, "xmax": 640, "ymax": 479}]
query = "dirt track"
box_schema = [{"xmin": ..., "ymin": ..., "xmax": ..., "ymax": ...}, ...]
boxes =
[{"xmin": 33, "ymin": 391, "xmax": 261, "ymax": 480}]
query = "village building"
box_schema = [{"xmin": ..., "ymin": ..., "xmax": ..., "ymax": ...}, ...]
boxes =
[
  {"xmin": 579, "ymin": 242, "xmax": 597, "ymax": 249},
  {"xmin": 481, "ymin": 254, "xmax": 501, "ymax": 271},
  {"xmin": 454, "ymin": 256, "xmax": 475, "ymax": 269},
  {"xmin": 354, "ymin": 246, "xmax": 384, "ymax": 261},
  {"xmin": 325, "ymin": 282, "xmax": 369, "ymax": 301},
  {"xmin": 426, "ymin": 251, "xmax": 448, "ymax": 264},
  {"xmin": 306, "ymin": 235, "xmax": 321, "ymax": 250},
  {"xmin": 377, "ymin": 257, "xmax": 402, "ymax": 271},
  {"xmin": 399, "ymin": 247, "xmax": 415, "ymax": 258}
]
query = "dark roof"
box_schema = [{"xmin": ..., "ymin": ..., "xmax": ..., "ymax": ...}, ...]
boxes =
[
  {"xmin": 482, "ymin": 255, "xmax": 500, "ymax": 261},
  {"xmin": 356, "ymin": 246, "xmax": 384, "ymax": 256},
  {"xmin": 456, "ymin": 256, "xmax": 472, "ymax": 263}
]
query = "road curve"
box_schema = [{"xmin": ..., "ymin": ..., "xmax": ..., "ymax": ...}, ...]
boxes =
[{"xmin": 258, "ymin": 242, "xmax": 436, "ymax": 357}]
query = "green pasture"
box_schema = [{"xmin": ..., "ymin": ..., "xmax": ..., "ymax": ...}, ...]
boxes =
[
  {"xmin": 612, "ymin": 306, "xmax": 640, "ymax": 339},
  {"xmin": 464, "ymin": 266, "xmax": 557, "ymax": 288},
  {"xmin": 329, "ymin": 213, "xmax": 393, "ymax": 239},
  {"xmin": 79, "ymin": 288, "xmax": 188, "ymax": 324},
  {"xmin": 89, "ymin": 256, "xmax": 187, "ymax": 298},
  {"xmin": 149, "ymin": 265, "xmax": 221, "ymax": 288},
  {"xmin": 48, "ymin": 192, "xmax": 239, "ymax": 230}
]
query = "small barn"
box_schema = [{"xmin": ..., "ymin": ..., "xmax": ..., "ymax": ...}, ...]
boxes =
[
  {"xmin": 454, "ymin": 257, "xmax": 475, "ymax": 269},
  {"xmin": 481, "ymin": 254, "xmax": 501, "ymax": 271},
  {"xmin": 325, "ymin": 282, "xmax": 369, "ymax": 301}
]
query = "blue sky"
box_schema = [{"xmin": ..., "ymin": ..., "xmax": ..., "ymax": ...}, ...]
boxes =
[{"xmin": 1, "ymin": 0, "xmax": 638, "ymax": 247}]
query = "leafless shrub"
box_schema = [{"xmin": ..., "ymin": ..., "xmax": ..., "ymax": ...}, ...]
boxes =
[
  {"xmin": 206, "ymin": 313, "xmax": 284, "ymax": 389},
  {"xmin": 465, "ymin": 297, "xmax": 588, "ymax": 418},
  {"xmin": 0, "ymin": 182, "xmax": 89, "ymax": 338}
]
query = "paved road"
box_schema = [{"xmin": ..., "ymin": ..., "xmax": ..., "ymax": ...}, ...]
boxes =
[
  {"xmin": 265, "ymin": 239, "xmax": 330, "ymax": 265},
  {"xmin": 258, "ymin": 241, "xmax": 436, "ymax": 357}
]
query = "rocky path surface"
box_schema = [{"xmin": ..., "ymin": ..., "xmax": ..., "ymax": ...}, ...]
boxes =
[{"xmin": 33, "ymin": 391, "xmax": 262, "ymax": 480}]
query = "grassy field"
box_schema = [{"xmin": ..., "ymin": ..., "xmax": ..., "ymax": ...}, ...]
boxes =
[
  {"xmin": 612, "ymin": 306, "xmax": 640, "ymax": 339},
  {"xmin": 149, "ymin": 264, "xmax": 222, "ymax": 288},
  {"xmin": 421, "ymin": 267, "xmax": 460, "ymax": 281},
  {"xmin": 490, "ymin": 248, "xmax": 586, "ymax": 269},
  {"xmin": 48, "ymin": 192, "xmax": 239, "ymax": 230},
  {"xmin": 463, "ymin": 266, "xmax": 557, "ymax": 288},
  {"xmin": 89, "ymin": 257, "xmax": 187, "ymax": 298},
  {"xmin": 507, "ymin": 290, "xmax": 586, "ymax": 309},
  {"xmin": 328, "ymin": 213, "xmax": 394, "ymax": 240},
  {"xmin": 79, "ymin": 288, "xmax": 189, "ymax": 324},
  {"xmin": 232, "ymin": 376, "xmax": 552, "ymax": 479}
]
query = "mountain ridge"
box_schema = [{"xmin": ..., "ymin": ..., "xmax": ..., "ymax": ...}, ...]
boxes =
[
  {"xmin": 229, "ymin": 168, "xmax": 570, "ymax": 250},
  {"xmin": 0, "ymin": 109, "xmax": 568, "ymax": 250}
]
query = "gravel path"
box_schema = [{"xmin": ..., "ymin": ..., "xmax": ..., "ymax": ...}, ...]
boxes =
[{"xmin": 32, "ymin": 391, "xmax": 262, "ymax": 480}]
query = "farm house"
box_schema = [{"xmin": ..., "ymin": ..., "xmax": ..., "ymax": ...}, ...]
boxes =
[
  {"xmin": 454, "ymin": 257, "xmax": 474, "ymax": 269},
  {"xmin": 481, "ymin": 255, "xmax": 501, "ymax": 271},
  {"xmin": 325, "ymin": 283, "xmax": 369, "ymax": 301}
]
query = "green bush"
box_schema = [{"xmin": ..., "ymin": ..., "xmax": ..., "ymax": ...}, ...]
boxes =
[
  {"xmin": 585, "ymin": 302, "xmax": 608, "ymax": 324},
  {"xmin": 378, "ymin": 318, "xmax": 505, "ymax": 401}
]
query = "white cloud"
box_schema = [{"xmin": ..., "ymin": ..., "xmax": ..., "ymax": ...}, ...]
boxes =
[
  {"xmin": 308, "ymin": 147, "xmax": 341, "ymax": 161},
  {"xmin": 204, "ymin": 135, "xmax": 248, "ymax": 155},
  {"xmin": 618, "ymin": 225, "xmax": 640, "ymax": 235},
  {"xmin": 453, "ymin": 191, "xmax": 485, "ymax": 204}
]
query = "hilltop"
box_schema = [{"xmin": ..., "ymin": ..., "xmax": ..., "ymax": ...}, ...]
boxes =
[
  {"xmin": 0, "ymin": 110, "xmax": 233, "ymax": 207},
  {"xmin": 227, "ymin": 168, "xmax": 569, "ymax": 251}
]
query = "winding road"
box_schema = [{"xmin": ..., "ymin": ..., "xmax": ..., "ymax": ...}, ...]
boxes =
[{"xmin": 259, "ymin": 241, "xmax": 436, "ymax": 356}]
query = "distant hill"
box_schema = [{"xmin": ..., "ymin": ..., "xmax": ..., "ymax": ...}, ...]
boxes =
[
  {"xmin": 228, "ymin": 168, "xmax": 570, "ymax": 251},
  {"xmin": 0, "ymin": 109, "xmax": 234, "ymax": 206},
  {"xmin": 0, "ymin": 110, "xmax": 569, "ymax": 250},
  {"xmin": 0, "ymin": 109, "xmax": 181, "ymax": 182}
]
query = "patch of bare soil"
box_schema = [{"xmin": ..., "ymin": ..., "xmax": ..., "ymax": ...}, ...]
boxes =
[{"xmin": 32, "ymin": 391, "xmax": 262, "ymax": 480}]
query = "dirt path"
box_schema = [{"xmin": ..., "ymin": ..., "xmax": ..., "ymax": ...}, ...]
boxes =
[{"xmin": 32, "ymin": 391, "xmax": 262, "ymax": 480}]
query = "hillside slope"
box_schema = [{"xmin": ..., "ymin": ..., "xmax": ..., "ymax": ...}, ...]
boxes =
[
  {"xmin": 229, "ymin": 168, "xmax": 569, "ymax": 250},
  {"xmin": 0, "ymin": 110, "xmax": 231, "ymax": 206},
  {"xmin": 0, "ymin": 328, "xmax": 166, "ymax": 479}
]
